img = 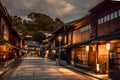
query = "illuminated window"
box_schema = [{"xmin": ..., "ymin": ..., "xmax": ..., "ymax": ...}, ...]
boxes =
[
  {"xmin": 106, "ymin": 15, "xmax": 110, "ymax": 21},
  {"xmin": 111, "ymin": 13, "xmax": 114, "ymax": 20},
  {"xmin": 88, "ymin": 24, "xmax": 91, "ymax": 30},
  {"xmin": 104, "ymin": 16, "xmax": 107, "ymax": 22},
  {"xmin": 114, "ymin": 11, "xmax": 118, "ymax": 18},
  {"xmin": 68, "ymin": 32, "xmax": 72, "ymax": 44},
  {"xmin": 80, "ymin": 24, "xmax": 90, "ymax": 32},
  {"xmin": 119, "ymin": 10, "xmax": 120, "ymax": 16},
  {"xmin": 98, "ymin": 19, "xmax": 101, "ymax": 24},
  {"xmin": 64, "ymin": 36, "xmax": 67, "ymax": 44},
  {"xmin": 101, "ymin": 17, "xmax": 103, "ymax": 23}
]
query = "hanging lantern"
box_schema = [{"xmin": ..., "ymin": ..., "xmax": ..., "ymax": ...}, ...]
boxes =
[
  {"xmin": 86, "ymin": 45, "xmax": 89, "ymax": 51},
  {"xmin": 96, "ymin": 64, "xmax": 100, "ymax": 72},
  {"xmin": 106, "ymin": 43, "xmax": 110, "ymax": 50}
]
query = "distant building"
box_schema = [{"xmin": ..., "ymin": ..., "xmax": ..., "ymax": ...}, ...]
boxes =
[
  {"xmin": 24, "ymin": 40, "xmax": 40, "ymax": 56},
  {"xmin": 40, "ymin": 39, "xmax": 49, "ymax": 58}
]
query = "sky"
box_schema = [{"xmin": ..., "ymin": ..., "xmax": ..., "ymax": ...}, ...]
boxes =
[{"xmin": 1, "ymin": 0, "xmax": 103, "ymax": 23}]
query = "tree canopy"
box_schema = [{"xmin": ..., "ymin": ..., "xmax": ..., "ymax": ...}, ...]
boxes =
[
  {"xmin": 27, "ymin": 12, "xmax": 64, "ymax": 32},
  {"xmin": 11, "ymin": 12, "xmax": 64, "ymax": 44}
]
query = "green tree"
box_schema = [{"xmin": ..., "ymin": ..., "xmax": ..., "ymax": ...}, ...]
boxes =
[
  {"xmin": 11, "ymin": 15, "xmax": 22, "ymax": 26},
  {"xmin": 11, "ymin": 15, "xmax": 28, "ymax": 38},
  {"xmin": 53, "ymin": 18, "xmax": 64, "ymax": 31},
  {"xmin": 11, "ymin": 12, "xmax": 64, "ymax": 44},
  {"xmin": 32, "ymin": 32, "xmax": 46, "ymax": 44},
  {"xmin": 27, "ymin": 12, "xmax": 64, "ymax": 33}
]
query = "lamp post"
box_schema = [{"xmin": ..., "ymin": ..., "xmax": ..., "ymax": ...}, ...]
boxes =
[{"xmin": 58, "ymin": 35, "xmax": 62, "ymax": 65}]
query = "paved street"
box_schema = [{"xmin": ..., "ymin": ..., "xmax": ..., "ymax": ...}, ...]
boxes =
[{"xmin": 0, "ymin": 57, "xmax": 97, "ymax": 80}]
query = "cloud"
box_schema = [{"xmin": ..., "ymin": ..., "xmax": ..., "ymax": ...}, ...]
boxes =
[
  {"xmin": 45, "ymin": 0, "xmax": 75, "ymax": 16},
  {"xmin": 11, "ymin": 0, "xmax": 37, "ymax": 10},
  {"xmin": 85, "ymin": 0, "xmax": 104, "ymax": 9},
  {"xmin": 45, "ymin": 0, "xmax": 57, "ymax": 4},
  {"xmin": 1, "ymin": 0, "xmax": 103, "ymax": 23},
  {"xmin": 56, "ymin": 2, "xmax": 74, "ymax": 16}
]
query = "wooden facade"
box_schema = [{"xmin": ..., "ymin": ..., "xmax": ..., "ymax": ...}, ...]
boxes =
[
  {"xmin": 90, "ymin": 0, "xmax": 120, "ymax": 79},
  {"xmin": 0, "ymin": 1, "xmax": 22, "ymax": 66},
  {"xmin": 66, "ymin": 14, "xmax": 91, "ymax": 68},
  {"xmin": 48, "ymin": 26, "xmax": 67, "ymax": 61},
  {"xmin": 45, "ymin": 0, "xmax": 120, "ymax": 79}
]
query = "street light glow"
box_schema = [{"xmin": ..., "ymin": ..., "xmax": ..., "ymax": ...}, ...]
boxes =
[{"xmin": 58, "ymin": 35, "xmax": 62, "ymax": 42}]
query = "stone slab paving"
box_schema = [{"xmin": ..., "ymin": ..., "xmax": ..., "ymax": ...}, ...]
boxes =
[{"xmin": 2, "ymin": 57, "xmax": 97, "ymax": 80}]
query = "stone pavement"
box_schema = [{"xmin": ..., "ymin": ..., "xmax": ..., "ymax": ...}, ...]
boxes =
[
  {"xmin": 60, "ymin": 60, "xmax": 108, "ymax": 80},
  {"xmin": 0, "ymin": 57, "xmax": 98, "ymax": 80},
  {"xmin": 0, "ymin": 59, "xmax": 17, "ymax": 76}
]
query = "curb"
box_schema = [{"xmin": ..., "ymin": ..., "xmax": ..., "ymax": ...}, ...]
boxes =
[{"xmin": 60, "ymin": 63, "xmax": 107, "ymax": 80}]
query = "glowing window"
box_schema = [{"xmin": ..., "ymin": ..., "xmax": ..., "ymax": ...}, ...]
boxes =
[
  {"xmin": 119, "ymin": 10, "xmax": 120, "ymax": 16},
  {"xmin": 114, "ymin": 11, "xmax": 118, "ymax": 18},
  {"xmin": 101, "ymin": 17, "xmax": 103, "ymax": 23},
  {"xmin": 106, "ymin": 15, "xmax": 110, "ymax": 21},
  {"xmin": 98, "ymin": 19, "xmax": 101, "ymax": 24},
  {"xmin": 104, "ymin": 16, "xmax": 107, "ymax": 22},
  {"xmin": 111, "ymin": 13, "xmax": 114, "ymax": 20}
]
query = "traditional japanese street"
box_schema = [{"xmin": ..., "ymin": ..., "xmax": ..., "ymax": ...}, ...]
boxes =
[
  {"xmin": 0, "ymin": 57, "xmax": 97, "ymax": 80},
  {"xmin": 0, "ymin": 0, "xmax": 120, "ymax": 80}
]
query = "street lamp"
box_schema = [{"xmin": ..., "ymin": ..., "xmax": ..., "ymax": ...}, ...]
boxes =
[{"xmin": 58, "ymin": 35, "xmax": 62, "ymax": 65}]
